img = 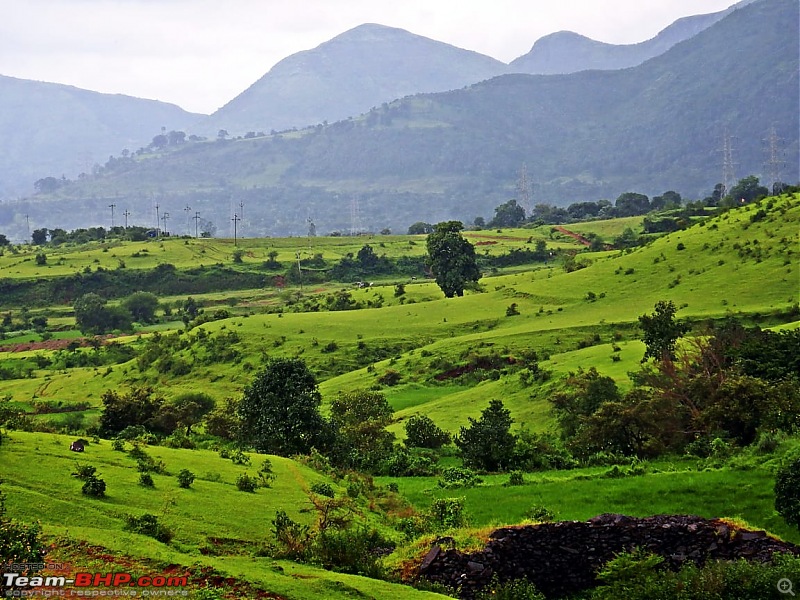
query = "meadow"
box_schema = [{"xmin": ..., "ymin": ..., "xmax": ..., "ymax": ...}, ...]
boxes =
[{"xmin": 0, "ymin": 193, "xmax": 798, "ymax": 598}]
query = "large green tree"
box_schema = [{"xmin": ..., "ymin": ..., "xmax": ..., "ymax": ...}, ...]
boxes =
[
  {"xmin": 329, "ymin": 390, "xmax": 395, "ymax": 471},
  {"xmin": 73, "ymin": 293, "xmax": 132, "ymax": 334},
  {"xmin": 489, "ymin": 199, "xmax": 526, "ymax": 227},
  {"xmin": 238, "ymin": 358, "xmax": 331, "ymax": 456},
  {"xmin": 122, "ymin": 291, "xmax": 159, "ymax": 324},
  {"xmin": 456, "ymin": 399, "xmax": 516, "ymax": 472},
  {"xmin": 638, "ymin": 300, "xmax": 690, "ymax": 362},
  {"xmin": 426, "ymin": 221, "xmax": 480, "ymax": 298}
]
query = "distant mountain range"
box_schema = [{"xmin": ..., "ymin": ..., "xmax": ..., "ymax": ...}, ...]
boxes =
[
  {"xmin": 509, "ymin": 0, "xmax": 758, "ymax": 74},
  {"xmin": 0, "ymin": 75, "xmax": 199, "ymax": 202},
  {"xmin": 0, "ymin": 0, "xmax": 763, "ymax": 207},
  {"xmin": 3, "ymin": 0, "xmax": 794, "ymax": 241}
]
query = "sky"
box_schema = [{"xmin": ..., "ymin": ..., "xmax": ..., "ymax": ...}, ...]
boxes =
[{"xmin": 0, "ymin": 0, "xmax": 737, "ymax": 115}]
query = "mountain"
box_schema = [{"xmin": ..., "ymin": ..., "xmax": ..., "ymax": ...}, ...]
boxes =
[
  {"xmin": 0, "ymin": 75, "xmax": 199, "ymax": 200},
  {"xmin": 5, "ymin": 0, "xmax": 797, "ymax": 240},
  {"xmin": 199, "ymin": 23, "xmax": 507, "ymax": 136},
  {"xmin": 509, "ymin": 0, "xmax": 759, "ymax": 74}
]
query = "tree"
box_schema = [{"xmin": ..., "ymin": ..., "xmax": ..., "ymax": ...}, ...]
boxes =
[
  {"xmin": 638, "ymin": 300, "xmax": 690, "ymax": 362},
  {"xmin": 489, "ymin": 199, "xmax": 526, "ymax": 227},
  {"xmin": 407, "ymin": 222, "xmax": 434, "ymax": 235},
  {"xmin": 614, "ymin": 192, "xmax": 650, "ymax": 217},
  {"xmin": 455, "ymin": 399, "xmax": 516, "ymax": 471},
  {"xmin": 426, "ymin": 221, "xmax": 480, "ymax": 298},
  {"xmin": 329, "ymin": 390, "xmax": 395, "ymax": 471},
  {"xmin": 31, "ymin": 228, "xmax": 48, "ymax": 245},
  {"xmin": 0, "ymin": 234, "xmax": 9, "ymax": 247},
  {"xmin": 160, "ymin": 392, "xmax": 215, "ymax": 435},
  {"xmin": 404, "ymin": 414, "xmax": 451, "ymax": 449},
  {"xmin": 122, "ymin": 292, "xmax": 159, "ymax": 324},
  {"xmin": 74, "ymin": 293, "xmax": 131, "ymax": 334},
  {"xmin": 726, "ymin": 175, "xmax": 769, "ymax": 205},
  {"xmin": 238, "ymin": 358, "xmax": 331, "ymax": 456},
  {"xmin": 99, "ymin": 387, "xmax": 164, "ymax": 436}
]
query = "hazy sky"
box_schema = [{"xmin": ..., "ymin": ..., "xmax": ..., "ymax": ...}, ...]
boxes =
[{"xmin": 1, "ymin": 0, "xmax": 737, "ymax": 114}]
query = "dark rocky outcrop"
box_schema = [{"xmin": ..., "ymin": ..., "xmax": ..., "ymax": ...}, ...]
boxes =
[{"xmin": 418, "ymin": 513, "xmax": 800, "ymax": 598}]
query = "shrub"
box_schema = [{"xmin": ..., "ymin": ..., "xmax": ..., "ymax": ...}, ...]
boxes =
[
  {"xmin": 271, "ymin": 510, "xmax": 311, "ymax": 560},
  {"xmin": 506, "ymin": 303, "xmax": 520, "ymax": 316},
  {"xmin": 505, "ymin": 470, "xmax": 525, "ymax": 486},
  {"xmin": 312, "ymin": 526, "xmax": 392, "ymax": 578},
  {"xmin": 236, "ymin": 472, "xmax": 258, "ymax": 492},
  {"xmin": 228, "ymin": 449, "xmax": 251, "ymax": 465},
  {"xmin": 124, "ymin": 513, "xmax": 173, "ymax": 543},
  {"xmin": 438, "ymin": 467, "xmax": 482, "ymax": 489},
  {"xmin": 524, "ymin": 505, "xmax": 555, "ymax": 522},
  {"xmin": 775, "ymin": 457, "xmax": 800, "ymax": 529},
  {"xmin": 377, "ymin": 369, "xmax": 402, "ymax": 386},
  {"xmin": 427, "ymin": 497, "xmax": 468, "ymax": 530},
  {"xmin": 139, "ymin": 472, "xmax": 154, "ymax": 487},
  {"xmin": 476, "ymin": 576, "xmax": 545, "ymax": 600},
  {"xmin": 81, "ymin": 476, "xmax": 106, "ymax": 497},
  {"xmin": 111, "ymin": 438, "xmax": 125, "ymax": 451},
  {"xmin": 177, "ymin": 469, "xmax": 195, "ymax": 489},
  {"xmin": 310, "ymin": 482, "xmax": 335, "ymax": 498},
  {"xmin": 71, "ymin": 464, "xmax": 96, "ymax": 480}
]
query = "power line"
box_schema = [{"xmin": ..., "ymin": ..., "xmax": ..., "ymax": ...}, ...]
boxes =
[
  {"xmin": 122, "ymin": 210, "xmax": 131, "ymax": 228},
  {"xmin": 231, "ymin": 213, "xmax": 241, "ymax": 246}
]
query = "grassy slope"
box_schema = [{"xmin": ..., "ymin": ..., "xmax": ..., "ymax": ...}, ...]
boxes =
[
  {"xmin": 1, "ymin": 194, "xmax": 797, "ymax": 435},
  {"xmin": 2, "ymin": 431, "xmax": 446, "ymax": 600}
]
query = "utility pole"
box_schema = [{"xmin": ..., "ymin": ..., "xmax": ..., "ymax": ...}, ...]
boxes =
[
  {"xmin": 239, "ymin": 201, "xmax": 244, "ymax": 222},
  {"xmin": 161, "ymin": 212, "xmax": 170, "ymax": 236},
  {"xmin": 122, "ymin": 209, "xmax": 131, "ymax": 228},
  {"xmin": 108, "ymin": 204, "xmax": 116, "ymax": 229},
  {"xmin": 296, "ymin": 251, "xmax": 303, "ymax": 291},
  {"xmin": 24, "ymin": 214, "xmax": 30, "ymax": 242},
  {"xmin": 184, "ymin": 205, "xmax": 192, "ymax": 236},
  {"xmin": 231, "ymin": 213, "xmax": 241, "ymax": 246},
  {"xmin": 155, "ymin": 202, "xmax": 160, "ymax": 236},
  {"xmin": 193, "ymin": 211, "xmax": 201, "ymax": 238}
]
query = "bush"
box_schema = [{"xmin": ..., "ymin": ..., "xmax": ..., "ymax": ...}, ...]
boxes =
[
  {"xmin": 228, "ymin": 449, "xmax": 251, "ymax": 465},
  {"xmin": 111, "ymin": 438, "xmax": 125, "ymax": 451},
  {"xmin": 177, "ymin": 469, "xmax": 195, "ymax": 489},
  {"xmin": 506, "ymin": 303, "xmax": 520, "ymax": 316},
  {"xmin": 404, "ymin": 414, "xmax": 451, "ymax": 449},
  {"xmin": 0, "ymin": 483, "xmax": 47, "ymax": 582},
  {"xmin": 312, "ymin": 526, "xmax": 392, "ymax": 578},
  {"xmin": 377, "ymin": 369, "xmax": 402, "ymax": 386},
  {"xmin": 271, "ymin": 510, "xmax": 311, "ymax": 560},
  {"xmin": 427, "ymin": 497, "xmax": 469, "ymax": 530},
  {"xmin": 524, "ymin": 505, "xmax": 555, "ymax": 522},
  {"xmin": 124, "ymin": 513, "xmax": 173, "ymax": 543},
  {"xmin": 310, "ymin": 482, "xmax": 335, "ymax": 498},
  {"xmin": 71, "ymin": 464, "xmax": 96, "ymax": 480},
  {"xmin": 505, "ymin": 470, "xmax": 525, "ymax": 486},
  {"xmin": 775, "ymin": 457, "xmax": 800, "ymax": 529},
  {"xmin": 476, "ymin": 576, "xmax": 545, "ymax": 600},
  {"xmin": 236, "ymin": 472, "xmax": 258, "ymax": 492},
  {"xmin": 437, "ymin": 467, "xmax": 482, "ymax": 489},
  {"xmin": 139, "ymin": 472, "xmax": 155, "ymax": 487},
  {"xmin": 81, "ymin": 476, "xmax": 106, "ymax": 497}
]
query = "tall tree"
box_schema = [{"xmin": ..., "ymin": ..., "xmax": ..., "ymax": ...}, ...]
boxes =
[
  {"xmin": 329, "ymin": 390, "xmax": 395, "ymax": 471},
  {"xmin": 426, "ymin": 221, "xmax": 480, "ymax": 298},
  {"xmin": 238, "ymin": 358, "xmax": 331, "ymax": 456},
  {"xmin": 638, "ymin": 300, "xmax": 690, "ymax": 362},
  {"xmin": 456, "ymin": 399, "xmax": 516, "ymax": 472},
  {"xmin": 489, "ymin": 199, "xmax": 526, "ymax": 227}
]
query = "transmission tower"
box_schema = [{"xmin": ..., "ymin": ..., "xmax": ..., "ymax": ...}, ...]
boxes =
[
  {"xmin": 721, "ymin": 128, "xmax": 737, "ymax": 198},
  {"xmin": 350, "ymin": 197, "xmax": 362, "ymax": 236},
  {"xmin": 108, "ymin": 204, "xmax": 116, "ymax": 229},
  {"xmin": 122, "ymin": 209, "xmax": 131, "ymax": 228},
  {"xmin": 516, "ymin": 163, "xmax": 532, "ymax": 217},
  {"xmin": 763, "ymin": 125, "xmax": 785, "ymax": 194},
  {"xmin": 231, "ymin": 213, "xmax": 241, "ymax": 246},
  {"xmin": 184, "ymin": 205, "xmax": 192, "ymax": 236}
]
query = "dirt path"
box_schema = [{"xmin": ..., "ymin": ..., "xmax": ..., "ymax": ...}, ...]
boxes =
[{"xmin": 554, "ymin": 226, "xmax": 591, "ymax": 247}]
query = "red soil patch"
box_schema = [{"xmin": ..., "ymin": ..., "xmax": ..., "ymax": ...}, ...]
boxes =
[{"xmin": 554, "ymin": 226, "xmax": 591, "ymax": 247}]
